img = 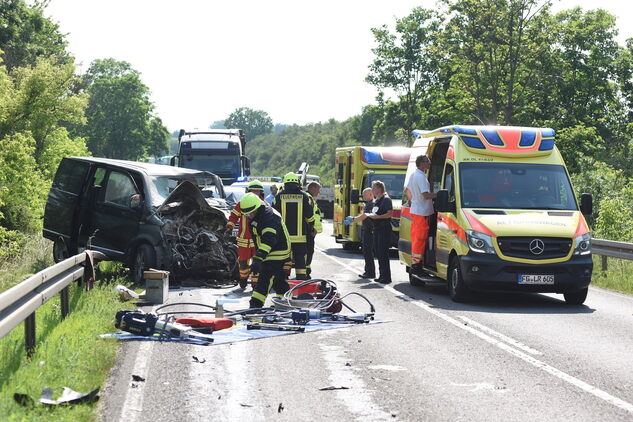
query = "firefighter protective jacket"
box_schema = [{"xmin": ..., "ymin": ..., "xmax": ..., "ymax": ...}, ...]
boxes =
[
  {"xmin": 272, "ymin": 183, "xmax": 315, "ymax": 243},
  {"xmin": 226, "ymin": 203, "xmax": 254, "ymax": 248},
  {"xmin": 249, "ymin": 205, "xmax": 291, "ymax": 262}
]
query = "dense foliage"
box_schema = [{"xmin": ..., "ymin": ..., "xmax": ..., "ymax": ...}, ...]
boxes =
[
  {"xmin": 0, "ymin": 1, "xmax": 167, "ymax": 258},
  {"xmin": 247, "ymin": 0, "xmax": 633, "ymax": 241},
  {"xmin": 224, "ymin": 107, "xmax": 274, "ymax": 142}
]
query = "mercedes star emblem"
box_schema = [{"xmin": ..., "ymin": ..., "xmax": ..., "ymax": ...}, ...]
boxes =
[{"xmin": 529, "ymin": 239, "xmax": 545, "ymax": 255}]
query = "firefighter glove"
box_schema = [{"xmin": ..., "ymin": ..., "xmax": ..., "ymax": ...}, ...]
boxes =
[{"xmin": 251, "ymin": 258, "xmax": 262, "ymax": 275}]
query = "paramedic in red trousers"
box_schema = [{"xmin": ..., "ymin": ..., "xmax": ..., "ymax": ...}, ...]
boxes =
[
  {"xmin": 225, "ymin": 180, "xmax": 266, "ymax": 289},
  {"xmin": 366, "ymin": 180, "xmax": 393, "ymax": 284},
  {"xmin": 405, "ymin": 155, "xmax": 436, "ymax": 271},
  {"xmin": 239, "ymin": 193, "xmax": 291, "ymax": 308}
]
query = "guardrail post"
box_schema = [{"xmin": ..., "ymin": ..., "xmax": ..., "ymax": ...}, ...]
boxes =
[
  {"xmin": 25, "ymin": 312, "xmax": 36, "ymax": 358},
  {"xmin": 601, "ymin": 255, "xmax": 608, "ymax": 273},
  {"xmin": 61, "ymin": 286, "xmax": 70, "ymax": 319}
]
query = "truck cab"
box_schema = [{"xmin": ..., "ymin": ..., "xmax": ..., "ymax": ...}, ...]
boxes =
[
  {"xmin": 171, "ymin": 129, "xmax": 251, "ymax": 185},
  {"xmin": 399, "ymin": 126, "xmax": 593, "ymax": 304},
  {"xmin": 333, "ymin": 146, "xmax": 412, "ymax": 249}
]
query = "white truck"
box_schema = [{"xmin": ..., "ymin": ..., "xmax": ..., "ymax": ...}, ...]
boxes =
[{"xmin": 171, "ymin": 129, "xmax": 251, "ymax": 186}]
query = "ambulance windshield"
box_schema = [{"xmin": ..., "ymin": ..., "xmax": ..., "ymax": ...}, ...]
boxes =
[{"xmin": 459, "ymin": 163, "xmax": 577, "ymax": 210}]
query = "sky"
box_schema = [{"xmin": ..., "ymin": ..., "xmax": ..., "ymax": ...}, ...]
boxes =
[{"xmin": 43, "ymin": 0, "xmax": 633, "ymax": 132}]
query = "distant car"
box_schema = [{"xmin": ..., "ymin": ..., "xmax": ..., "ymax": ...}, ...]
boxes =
[
  {"xmin": 43, "ymin": 157, "xmax": 238, "ymax": 284},
  {"xmin": 225, "ymin": 180, "xmax": 279, "ymax": 205}
]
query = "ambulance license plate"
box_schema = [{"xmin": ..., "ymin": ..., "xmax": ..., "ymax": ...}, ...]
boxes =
[{"xmin": 518, "ymin": 274, "xmax": 555, "ymax": 285}]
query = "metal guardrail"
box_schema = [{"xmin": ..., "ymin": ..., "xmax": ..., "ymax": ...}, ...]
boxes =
[
  {"xmin": 0, "ymin": 251, "xmax": 106, "ymax": 356},
  {"xmin": 591, "ymin": 238, "xmax": 633, "ymax": 271}
]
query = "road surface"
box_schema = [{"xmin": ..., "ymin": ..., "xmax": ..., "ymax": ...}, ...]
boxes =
[{"xmin": 99, "ymin": 221, "xmax": 633, "ymax": 421}]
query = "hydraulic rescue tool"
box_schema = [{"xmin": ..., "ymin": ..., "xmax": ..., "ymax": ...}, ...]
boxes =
[{"xmin": 115, "ymin": 310, "xmax": 214, "ymax": 342}]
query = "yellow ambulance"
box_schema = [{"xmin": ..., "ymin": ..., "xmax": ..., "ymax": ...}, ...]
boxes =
[
  {"xmin": 333, "ymin": 146, "xmax": 412, "ymax": 250},
  {"xmin": 399, "ymin": 125, "xmax": 593, "ymax": 304}
]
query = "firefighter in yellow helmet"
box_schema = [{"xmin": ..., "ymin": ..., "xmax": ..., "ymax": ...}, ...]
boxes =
[
  {"xmin": 239, "ymin": 193, "xmax": 291, "ymax": 308},
  {"xmin": 225, "ymin": 180, "xmax": 266, "ymax": 289},
  {"xmin": 272, "ymin": 172, "xmax": 315, "ymax": 280}
]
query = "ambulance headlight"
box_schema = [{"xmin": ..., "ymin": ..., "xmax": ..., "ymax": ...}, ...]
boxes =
[
  {"xmin": 573, "ymin": 233, "xmax": 591, "ymax": 255},
  {"xmin": 466, "ymin": 230, "xmax": 496, "ymax": 254}
]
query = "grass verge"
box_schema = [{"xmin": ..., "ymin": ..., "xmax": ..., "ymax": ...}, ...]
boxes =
[
  {"xmin": 591, "ymin": 255, "xmax": 633, "ymax": 295},
  {"xmin": 0, "ymin": 237, "xmax": 135, "ymax": 421}
]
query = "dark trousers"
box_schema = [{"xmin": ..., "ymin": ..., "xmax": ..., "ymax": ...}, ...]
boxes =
[
  {"xmin": 250, "ymin": 260, "xmax": 289, "ymax": 308},
  {"xmin": 373, "ymin": 225, "xmax": 391, "ymax": 281},
  {"xmin": 361, "ymin": 226, "xmax": 375, "ymax": 276},
  {"xmin": 291, "ymin": 242, "xmax": 308, "ymax": 279},
  {"xmin": 306, "ymin": 234, "xmax": 315, "ymax": 277}
]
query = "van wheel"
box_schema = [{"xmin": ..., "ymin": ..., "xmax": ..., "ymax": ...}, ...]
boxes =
[
  {"xmin": 53, "ymin": 239, "xmax": 70, "ymax": 263},
  {"xmin": 448, "ymin": 257, "xmax": 472, "ymax": 302},
  {"xmin": 563, "ymin": 287, "xmax": 588, "ymax": 305},
  {"xmin": 131, "ymin": 244, "xmax": 156, "ymax": 284}
]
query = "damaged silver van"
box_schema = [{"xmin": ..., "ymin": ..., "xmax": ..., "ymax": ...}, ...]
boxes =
[{"xmin": 43, "ymin": 157, "xmax": 238, "ymax": 284}]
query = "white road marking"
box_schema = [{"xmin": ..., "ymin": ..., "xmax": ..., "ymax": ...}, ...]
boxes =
[
  {"xmin": 318, "ymin": 339, "xmax": 394, "ymax": 421},
  {"xmin": 451, "ymin": 382, "xmax": 509, "ymax": 393},
  {"xmin": 316, "ymin": 247, "xmax": 633, "ymax": 415},
  {"xmin": 457, "ymin": 315, "xmax": 544, "ymax": 355},
  {"xmin": 119, "ymin": 339, "xmax": 154, "ymax": 420},
  {"xmin": 367, "ymin": 365, "xmax": 406, "ymax": 371}
]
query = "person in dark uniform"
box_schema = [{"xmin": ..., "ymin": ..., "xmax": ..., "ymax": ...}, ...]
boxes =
[
  {"xmin": 366, "ymin": 180, "xmax": 393, "ymax": 284},
  {"xmin": 272, "ymin": 172, "xmax": 315, "ymax": 280},
  {"xmin": 346, "ymin": 188, "xmax": 376, "ymax": 279},
  {"xmin": 239, "ymin": 193, "xmax": 292, "ymax": 308}
]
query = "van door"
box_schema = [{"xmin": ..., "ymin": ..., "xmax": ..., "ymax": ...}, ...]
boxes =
[
  {"xmin": 43, "ymin": 158, "xmax": 90, "ymax": 250},
  {"xmin": 334, "ymin": 153, "xmax": 351, "ymax": 237},
  {"xmin": 85, "ymin": 168, "xmax": 142, "ymax": 258},
  {"xmin": 436, "ymin": 163, "xmax": 456, "ymax": 275}
]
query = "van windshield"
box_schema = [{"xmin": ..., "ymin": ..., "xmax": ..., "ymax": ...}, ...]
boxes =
[
  {"xmin": 148, "ymin": 175, "xmax": 222, "ymax": 206},
  {"xmin": 459, "ymin": 163, "xmax": 578, "ymax": 210}
]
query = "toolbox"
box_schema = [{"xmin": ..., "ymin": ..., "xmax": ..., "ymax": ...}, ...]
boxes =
[{"xmin": 144, "ymin": 269, "xmax": 169, "ymax": 304}]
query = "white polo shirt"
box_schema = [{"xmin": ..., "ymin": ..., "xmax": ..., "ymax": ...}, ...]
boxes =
[{"xmin": 407, "ymin": 168, "xmax": 434, "ymax": 216}]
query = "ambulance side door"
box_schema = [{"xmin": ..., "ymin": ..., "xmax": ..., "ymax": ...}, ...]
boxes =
[{"xmin": 436, "ymin": 162, "xmax": 456, "ymax": 277}]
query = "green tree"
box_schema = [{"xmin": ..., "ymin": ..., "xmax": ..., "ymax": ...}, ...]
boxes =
[
  {"xmin": 224, "ymin": 107, "xmax": 273, "ymax": 142},
  {"xmin": 79, "ymin": 58, "xmax": 155, "ymax": 160},
  {"xmin": 0, "ymin": 0, "xmax": 70, "ymax": 71},
  {"xmin": 147, "ymin": 116, "xmax": 169, "ymax": 158},
  {"xmin": 366, "ymin": 7, "xmax": 441, "ymax": 143}
]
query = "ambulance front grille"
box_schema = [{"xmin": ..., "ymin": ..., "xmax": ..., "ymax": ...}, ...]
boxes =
[{"xmin": 496, "ymin": 237, "xmax": 572, "ymax": 259}]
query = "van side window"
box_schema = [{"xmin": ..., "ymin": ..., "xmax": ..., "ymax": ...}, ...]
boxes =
[
  {"xmin": 104, "ymin": 171, "xmax": 138, "ymax": 207},
  {"xmin": 93, "ymin": 167, "xmax": 106, "ymax": 187},
  {"xmin": 53, "ymin": 159, "xmax": 89, "ymax": 194},
  {"xmin": 443, "ymin": 164, "xmax": 455, "ymax": 203}
]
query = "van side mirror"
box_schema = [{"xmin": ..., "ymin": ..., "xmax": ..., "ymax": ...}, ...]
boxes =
[
  {"xmin": 580, "ymin": 193, "xmax": 592, "ymax": 216},
  {"xmin": 435, "ymin": 189, "xmax": 455, "ymax": 213},
  {"xmin": 350, "ymin": 188, "xmax": 360, "ymax": 204},
  {"xmin": 169, "ymin": 156, "xmax": 177, "ymax": 166},
  {"xmin": 130, "ymin": 194, "xmax": 142, "ymax": 210}
]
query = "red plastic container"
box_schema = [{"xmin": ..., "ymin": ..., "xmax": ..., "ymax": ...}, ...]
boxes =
[{"xmin": 286, "ymin": 279, "xmax": 321, "ymax": 296}]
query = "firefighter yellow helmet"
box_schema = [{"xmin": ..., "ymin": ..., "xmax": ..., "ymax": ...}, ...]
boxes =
[
  {"xmin": 239, "ymin": 192, "xmax": 262, "ymax": 215},
  {"xmin": 247, "ymin": 180, "xmax": 264, "ymax": 191},
  {"xmin": 283, "ymin": 172, "xmax": 300, "ymax": 184}
]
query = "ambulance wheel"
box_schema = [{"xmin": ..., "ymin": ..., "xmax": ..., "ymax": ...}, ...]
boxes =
[
  {"xmin": 342, "ymin": 242, "xmax": 359, "ymax": 251},
  {"xmin": 131, "ymin": 244, "xmax": 156, "ymax": 285},
  {"xmin": 448, "ymin": 257, "xmax": 472, "ymax": 302},
  {"xmin": 563, "ymin": 287, "xmax": 588, "ymax": 305}
]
